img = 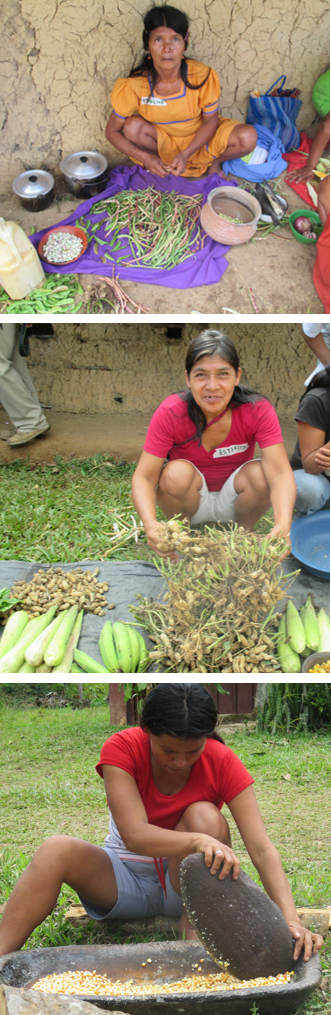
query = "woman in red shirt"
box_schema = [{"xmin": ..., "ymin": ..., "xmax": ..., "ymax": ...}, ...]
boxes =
[
  {"xmin": 0, "ymin": 684, "xmax": 322, "ymax": 961},
  {"xmin": 132, "ymin": 330, "xmax": 296, "ymax": 559}
]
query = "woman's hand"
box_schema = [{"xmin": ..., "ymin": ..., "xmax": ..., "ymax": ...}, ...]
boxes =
[
  {"xmin": 314, "ymin": 443, "xmax": 330, "ymax": 470},
  {"xmin": 267, "ymin": 523, "xmax": 292, "ymax": 559},
  {"xmin": 170, "ymin": 151, "xmax": 188, "ymax": 176},
  {"xmin": 288, "ymin": 919, "xmax": 324, "ymax": 962},
  {"xmin": 145, "ymin": 521, "xmax": 179, "ymax": 561},
  {"xmin": 143, "ymin": 153, "xmax": 170, "ymax": 178},
  {"xmin": 286, "ymin": 165, "xmax": 315, "ymax": 184},
  {"xmin": 194, "ymin": 834, "xmax": 241, "ymax": 881}
]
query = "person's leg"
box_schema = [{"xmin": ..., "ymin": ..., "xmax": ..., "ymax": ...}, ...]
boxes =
[
  {"xmin": 123, "ymin": 115, "xmax": 159, "ymax": 153},
  {"xmin": 293, "ymin": 470, "xmax": 330, "ymax": 514},
  {"xmin": 210, "ymin": 123, "xmax": 258, "ymax": 173},
  {"xmin": 233, "ymin": 460, "xmax": 270, "ymax": 528},
  {"xmin": 0, "ymin": 835, "xmax": 118, "ymax": 957},
  {"xmin": 157, "ymin": 460, "xmax": 203, "ymax": 521},
  {"xmin": 0, "ymin": 324, "xmax": 48, "ymax": 434},
  {"xmin": 167, "ymin": 802, "xmax": 231, "ymax": 940}
]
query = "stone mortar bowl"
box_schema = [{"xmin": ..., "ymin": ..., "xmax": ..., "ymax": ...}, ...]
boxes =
[
  {"xmin": 0, "ymin": 942, "xmax": 322, "ymax": 1015},
  {"xmin": 200, "ymin": 186, "xmax": 261, "ymax": 244}
]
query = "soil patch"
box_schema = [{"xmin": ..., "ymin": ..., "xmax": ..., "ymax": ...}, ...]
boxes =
[
  {"xmin": 1, "ymin": 170, "xmax": 324, "ymax": 315},
  {"xmin": 0, "ymin": 406, "xmax": 297, "ymax": 465}
]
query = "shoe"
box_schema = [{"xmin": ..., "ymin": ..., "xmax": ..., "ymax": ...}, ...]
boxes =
[
  {"xmin": 7, "ymin": 425, "xmax": 50, "ymax": 446},
  {"xmin": 0, "ymin": 427, "xmax": 16, "ymax": 441}
]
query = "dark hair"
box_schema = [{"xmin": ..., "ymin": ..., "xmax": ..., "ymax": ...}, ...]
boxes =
[
  {"xmin": 140, "ymin": 682, "xmax": 224, "ymax": 742},
  {"xmin": 179, "ymin": 329, "xmax": 266, "ymax": 446},
  {"xmin": 299, "ymin": 364, "xmax": 330, "ymax": 405},
  {"xmin": 129, "ymin": 6, "xmax": 210, "ymax": 92}
]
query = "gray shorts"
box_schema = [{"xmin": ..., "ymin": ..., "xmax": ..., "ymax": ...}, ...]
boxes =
[
  {"xmin": 186, "ymin": 461, "xmax": 250, "ymax": 525},
  {"xmin": 78, "ymin": 851, "xmax": 183, "ymax": 922}
]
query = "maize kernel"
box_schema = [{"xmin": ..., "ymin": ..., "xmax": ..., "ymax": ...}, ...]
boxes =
[{"xmin": 31, "ymin": 969, "xmax": 294, "ymax": 997}]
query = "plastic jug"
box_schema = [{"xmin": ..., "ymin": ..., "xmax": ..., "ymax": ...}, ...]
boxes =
[{"xmin": 0, "ymin": 218, "xmax": 45, "ymax": 300}]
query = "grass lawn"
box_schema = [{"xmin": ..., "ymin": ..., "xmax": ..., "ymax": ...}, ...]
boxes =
[
  {"xmin": 0, "ymin": 455, "xmax": 274, "ymax": 563},
  {"xmin": 0, "ymin": 690, "xmax": 330, "ymax": 1014}
]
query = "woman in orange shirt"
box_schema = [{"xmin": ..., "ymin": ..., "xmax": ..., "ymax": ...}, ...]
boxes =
[{"xmin": 106, "ymin": 5, "xmax": 257, "ymax": 179}]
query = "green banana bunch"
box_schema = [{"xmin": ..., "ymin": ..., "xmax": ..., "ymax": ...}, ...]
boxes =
[{"xmin": 99, "ymin": 620, "xmax": 149, "ymax": 673}]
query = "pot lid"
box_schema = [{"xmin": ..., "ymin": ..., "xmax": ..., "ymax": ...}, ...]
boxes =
[
  {"xmin": 60, "ymin": 150, "xmax": 108, "ymax": 180},
  {"xmin": 12, "ymin": 169, "xmax": 55, "ymax": 198}
]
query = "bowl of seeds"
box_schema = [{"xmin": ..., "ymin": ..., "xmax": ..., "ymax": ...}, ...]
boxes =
[
  {"xmin": 200, "ymin": 186, "xmax": 261, "ymax": 245},
  {"xmin": 38, "ymin": 225, "xmax": 88, "ymax": 264}
]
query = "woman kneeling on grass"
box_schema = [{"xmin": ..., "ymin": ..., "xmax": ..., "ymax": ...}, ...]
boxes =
[
  {"xmin": 0, "ymin": 684, "xmax": 323, "ymax": 960},
  {"xmin": 132, "ymin": 330, "xmax": 296, "ymax": 559}
]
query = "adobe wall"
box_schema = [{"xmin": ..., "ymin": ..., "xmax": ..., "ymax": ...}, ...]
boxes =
[
  {"xmin": 1, "ymin": 0, "xmax": 329, "ymax": 191},
  {"xmin": 27, "ymin": 321, "xmax": 313, "ymax": 421}
]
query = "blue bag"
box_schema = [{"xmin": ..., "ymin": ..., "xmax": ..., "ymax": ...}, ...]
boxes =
[
  {"xmin": 222, "ymin": 124, "xmax": 286, "ymax": 182},
  {"xmin": 246, "ymin": 75, "xmax": 302, "ymax": 151}
]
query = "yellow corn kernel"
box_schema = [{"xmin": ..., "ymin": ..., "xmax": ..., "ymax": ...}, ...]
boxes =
[{"xmin": 31, "ymin": 969, "xmax": 294, "ymax": 997}]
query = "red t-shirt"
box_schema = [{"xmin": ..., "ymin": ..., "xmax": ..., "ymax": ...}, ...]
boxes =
[
  {"xmin": 96, "ymin": 726, "xmax": 254, "ymax": 828},
  {"xmin": 143, "ymin": 393, "xmax": 283, "ymax": 492}
]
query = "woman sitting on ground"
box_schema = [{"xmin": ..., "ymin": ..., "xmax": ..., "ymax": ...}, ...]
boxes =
[
  {"xmin": 132, "ymin": 329, "xmax": 296, "ymax": 558},
  {"xmin": 290, "ymin": 365, "xmax": 330, "ymax": 515},
  {"xmin": 0, "ymin": 683, "xmax": 323, "ymax": 959},
  {"xmin": 105, "ymin": 5, "xmax": 257, "ymax": 178}
]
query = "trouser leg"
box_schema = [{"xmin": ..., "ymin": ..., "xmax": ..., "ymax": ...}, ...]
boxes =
[{"xmin": 0, "ymin": 324, "xmax": 48, "ymax": 432}]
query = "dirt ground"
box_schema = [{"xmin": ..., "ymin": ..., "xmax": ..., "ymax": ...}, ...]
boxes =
[
  {"xmin": 0, "ymin": 404, "xmax": 297, "ymax": 465},
  {"xmin": 1, "ymin": 168, "xmax": 325, "ymax": 315}
]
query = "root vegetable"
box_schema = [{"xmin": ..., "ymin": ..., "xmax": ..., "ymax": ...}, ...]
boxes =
[{"xmin": 130, "ymin": 520, "xmax": 297, "ymax": 673}]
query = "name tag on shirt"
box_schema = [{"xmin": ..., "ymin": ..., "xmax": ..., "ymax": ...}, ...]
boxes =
[
  {"xmin": 141, "ymin": 96, "xmax": 168, "ymax": 106},
  {"xmin": 213, "ymin": 443, "xmax": 249, "ymax": 458}
]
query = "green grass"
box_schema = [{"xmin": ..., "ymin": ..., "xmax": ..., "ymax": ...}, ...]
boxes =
[
  {"xmin": 0, "ymin": 455, "xmax": 274, "ymax": 563},
  {"xmin": 0, "ymin": 699, "xmax": 330, "ymax": 1012}
]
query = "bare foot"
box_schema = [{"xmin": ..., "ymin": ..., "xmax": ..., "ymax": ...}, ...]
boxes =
[{"xmin": 207, "ymin": 161, "xmax": 228, "ymax": 179}]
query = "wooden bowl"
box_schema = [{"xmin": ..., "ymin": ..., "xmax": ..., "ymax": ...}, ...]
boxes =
[{"xmin": 200, "ymin": 187, "xmax": 261, "ymax": 245}]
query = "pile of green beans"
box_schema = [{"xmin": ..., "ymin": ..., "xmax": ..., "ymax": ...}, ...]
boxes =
[
  {"xmin": 0, "ymin": 274, "xmax": 84, "ymax": 314},
  {"xmin": 90, "ymin": 186, "xmax": 203, "ymax": 270}
]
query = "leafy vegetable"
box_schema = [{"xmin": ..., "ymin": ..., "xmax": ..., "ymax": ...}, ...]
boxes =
[{"xmin": 0, "ymin": 588, "xmax": 22, "ymax": 613}]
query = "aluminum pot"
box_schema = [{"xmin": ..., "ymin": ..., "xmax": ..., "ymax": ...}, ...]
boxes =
[
  {"xmin": 60, "ymin": 150, "xmax": 109, "ymax": 197},
  {"xmin": 12, "ymin": 170, "xmax": 55, "ymax": 212}
]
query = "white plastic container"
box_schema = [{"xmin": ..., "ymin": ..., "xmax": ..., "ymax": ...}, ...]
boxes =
[{"xmin": 0, "ymin": 218, "xmax": 45, "ymax": 299}]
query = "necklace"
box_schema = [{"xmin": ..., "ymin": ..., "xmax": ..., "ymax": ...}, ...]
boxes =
[{"xmin": 205, "ymin": 405, "xmax": 230, "ymax": 429}]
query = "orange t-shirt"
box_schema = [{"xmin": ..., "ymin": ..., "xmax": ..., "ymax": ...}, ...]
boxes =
[
  {"xmin": 110, "ymin": 61, "xmax": 239, "ymax": 175},
  {"xmin": 111, "ymin": 60, "xmax": 220, "ymax": 138}
]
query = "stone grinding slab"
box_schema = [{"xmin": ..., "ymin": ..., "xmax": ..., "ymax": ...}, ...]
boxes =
[
  {"xmin": 0, "ymin": 983, "xmax": 128, "ymax": 1014},
  {"xmin": 0, "ymin": 942, "xmax": 322, "ymax": 1015},
  {"xmin": 180, "ymin": 854, "xmax": 294, "ymax": 980}
]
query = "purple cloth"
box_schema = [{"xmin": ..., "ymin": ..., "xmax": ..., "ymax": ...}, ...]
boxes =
[{"xmin": 30, "ymin": 164, "xmax": 238, "ymax": 289}]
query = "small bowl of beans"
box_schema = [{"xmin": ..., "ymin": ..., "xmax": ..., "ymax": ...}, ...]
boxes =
[{"xmin": 38, "ymin": 225, "xmax": 88, "ymax": 264}]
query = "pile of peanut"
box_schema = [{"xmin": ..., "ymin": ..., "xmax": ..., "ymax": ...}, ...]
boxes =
[{"xmin": 10, "ymin": 567, "xmax": 114, "ymax": 618}]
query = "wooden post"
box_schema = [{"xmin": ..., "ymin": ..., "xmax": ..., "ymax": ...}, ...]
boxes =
[{"xmin": 108, "ymin": 683, "xmax": 126, "ymax": 725}]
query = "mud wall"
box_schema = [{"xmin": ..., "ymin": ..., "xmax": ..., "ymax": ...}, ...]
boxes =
[
  {"xmin": 27, "ymin": 322, "xmax": 314, "ymax": 421},
  {"xmin": 1, "ymin": 0, "xmax": 329, "ymax": 191}
]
